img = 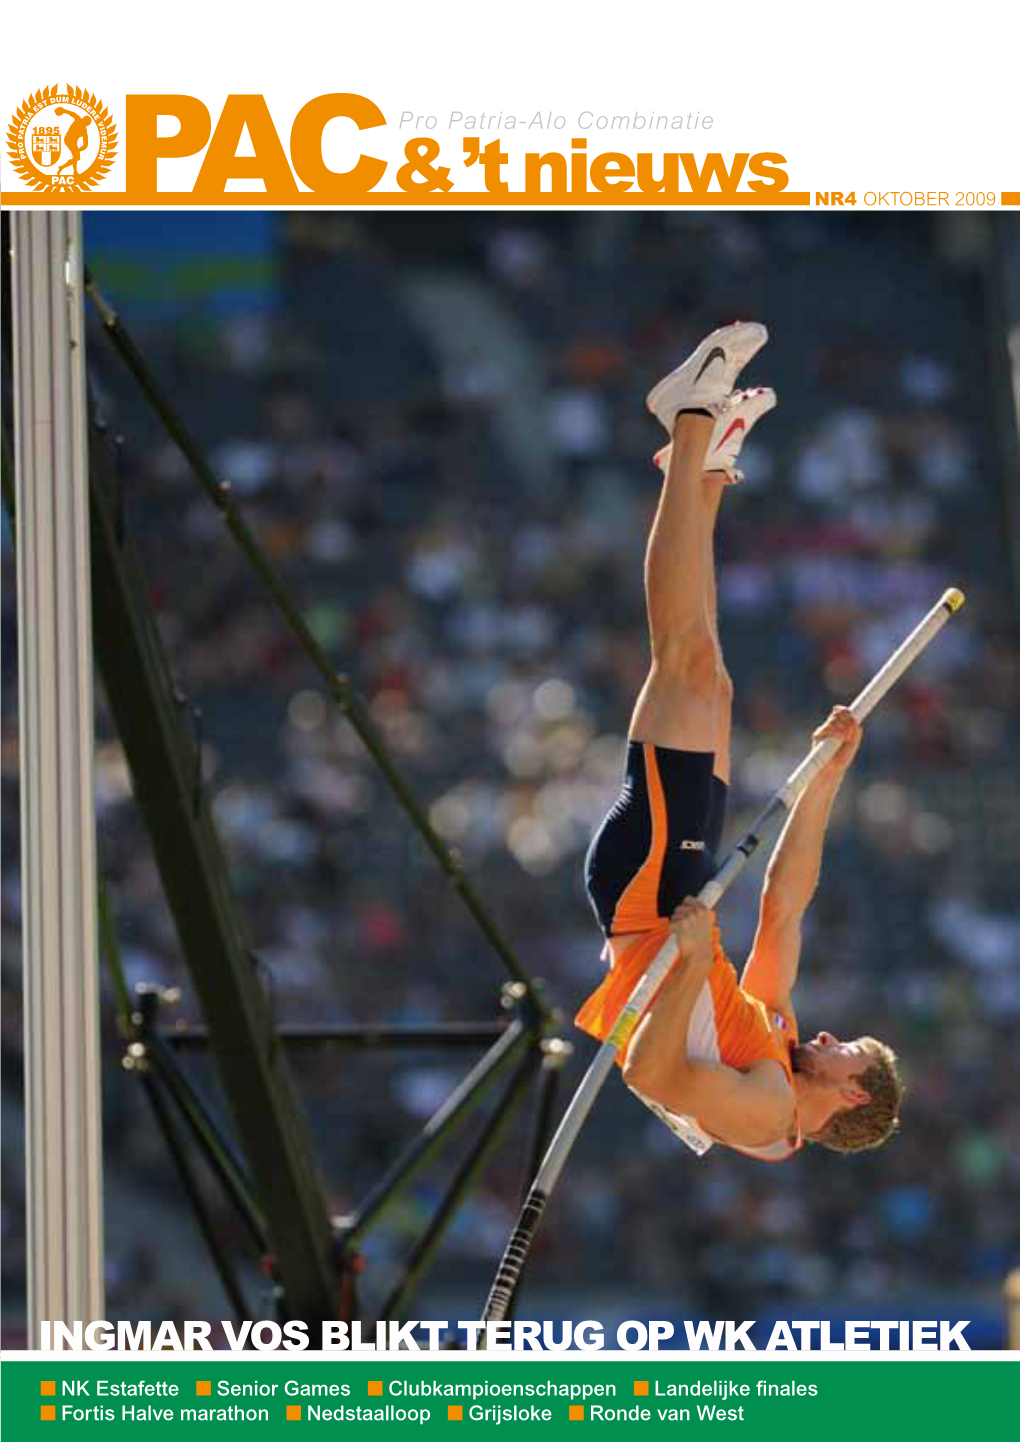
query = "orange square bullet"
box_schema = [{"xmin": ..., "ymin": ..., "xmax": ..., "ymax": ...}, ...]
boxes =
[
  {"xmin": 634, "ymin": 1381, "xmax": 649, "ymax": 1396},
  {"xmin": 570, "ymin": 1405, "xmax": 585, "ymax": 1420},
  {"xmin": 368, "ymin": 1381, "xmax": 384, "ymax": 1396},
  {"xmin": 41, "ymin": 1407, "xmax": 56, "ymax": 1421},
  {"xmin": 448, "ymin": 1405, "xmax": 463, "ymax": 1420},
  {"xmin": 287, "ymin": 1404, "xmax": 301, "ymax": 1420},
  {"xmin": 41, "ymin": 1382, "xmax": 56, "ymax": 1396},
  {"xmin": 196, "ymin": 1381, "xmax": 212, "ymax": 1396}
]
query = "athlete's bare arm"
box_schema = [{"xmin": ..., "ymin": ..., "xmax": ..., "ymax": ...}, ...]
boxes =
[
  {"xmin": 741, "ymin": 707, "xmax": 861, "ymax": 1015},
  {"xmin": 622, "ymin": 900, "xmax": 793, "ymax": 1148}
]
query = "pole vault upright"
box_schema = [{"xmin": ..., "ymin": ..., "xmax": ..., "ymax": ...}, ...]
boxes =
[{"xmin": 12, "ymin": 212, "xmax": 105, "ymax": 1343}]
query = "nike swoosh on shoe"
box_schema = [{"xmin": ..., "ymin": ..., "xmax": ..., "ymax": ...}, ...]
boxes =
[
  {"xmin": 713, "ymin": 417, "xmax": 746, "ymax": 450},
  {"xmin": 695, "ymin": 346, "xmax": 726, "ymax": 380}
]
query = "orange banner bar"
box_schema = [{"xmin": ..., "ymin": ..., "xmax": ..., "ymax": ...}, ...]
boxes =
[{"xmin": 1, "ymin": 189, "xmax": 813, "ymax": 208}]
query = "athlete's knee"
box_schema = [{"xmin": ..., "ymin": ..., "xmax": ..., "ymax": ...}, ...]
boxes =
[{"xmin": 652, "ymin": 627, "xmax": 725, "ymax": 696}]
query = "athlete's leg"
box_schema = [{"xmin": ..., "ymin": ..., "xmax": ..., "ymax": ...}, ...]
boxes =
[
  {"xmin": 629, "ymin": 412, "xmax": 729, "ymax": 754},
  {"xmin": 697, "ymin": 386, "xmax": 780, "ymax": 785},
  {"xmin": 641, "ymin": 380, "xmax": 777, "ymax": 784},
  {"xmin": 700, "ymin": 468, "xmax": 733, "ymax": 784},
  {"xmin": 587, "ymin": 327, "xmax": 769, "ymax": 946}
]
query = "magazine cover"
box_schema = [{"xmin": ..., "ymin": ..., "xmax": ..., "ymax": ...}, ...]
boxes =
[{"xmin": 2, "ymin": 3, "xmax": 1018, "ymax": 1434}]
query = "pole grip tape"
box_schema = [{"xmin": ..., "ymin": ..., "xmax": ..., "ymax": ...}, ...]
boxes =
[
  {"xmin": 481, "ymin": 1189, "xmax": 548, "ymax": 1323},
  {"xmin": 607, "ymin": 1010, "xmax": 641, "ymax": 1051}
]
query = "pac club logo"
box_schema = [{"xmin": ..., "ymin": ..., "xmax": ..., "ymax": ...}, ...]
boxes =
[{"xmin": 7, "ymin": 84, "xmax": 118, "ymax": 192}]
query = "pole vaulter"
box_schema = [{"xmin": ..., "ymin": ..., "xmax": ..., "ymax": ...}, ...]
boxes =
[{"xmin": 482, "ymin": 321, "xmax": 965, "ymax": 1326}]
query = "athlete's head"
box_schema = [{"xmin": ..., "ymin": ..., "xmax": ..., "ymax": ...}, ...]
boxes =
[{"xmin": 792, "ymin": 1033, "xmax": 902, "ymax": 1153}]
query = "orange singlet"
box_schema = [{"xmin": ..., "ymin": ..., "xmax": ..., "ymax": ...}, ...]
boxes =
[{"xmin": 576, "ymin": 919, "xmax": 801, "ymax": 1161}]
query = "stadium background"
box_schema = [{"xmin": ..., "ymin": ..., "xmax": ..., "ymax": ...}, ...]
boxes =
[{"xmin": 2, "ymin": 211, "xmax": 1018, "ymax": 1345}]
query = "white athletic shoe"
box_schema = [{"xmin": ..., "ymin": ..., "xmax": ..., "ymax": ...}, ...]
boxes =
[
  {"xmin": 646, "ymin": 320, "xmax": 768, "ymax": 433},
  {"xmin": 654, "ymin": 386, "xmax": 777, "ymax": 485}
]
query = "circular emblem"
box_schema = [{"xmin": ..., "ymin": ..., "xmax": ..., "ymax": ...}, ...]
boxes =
[{"xmin": 7, "ymin": 84, "xmax": 118, "ymax": 193}]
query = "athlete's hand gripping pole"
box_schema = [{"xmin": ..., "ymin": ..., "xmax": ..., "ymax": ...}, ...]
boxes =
[{"xmin": 480, "ymin": 588, "xmax": 964, "ymax": 1329}]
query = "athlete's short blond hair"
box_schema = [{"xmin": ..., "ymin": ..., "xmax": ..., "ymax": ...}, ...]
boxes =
[{"xmin": 814, "ymin": 1038, "xmax": 903, "ymax": 1154}]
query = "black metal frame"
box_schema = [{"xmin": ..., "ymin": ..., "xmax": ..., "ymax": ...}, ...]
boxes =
[
  {"xmin": 115, "ymin": 979, "xmax": 568, "ymax": 1325},
  {"xmin": 165, "ymin": 1022, "xmax": 513, "ymax": 1051},
  {"xmin": 138, "ymin": 1067, "xmax": 253, "ymax": 1325},
  {"xmin": 3, "ymin": 241, "xmax": 574, "ymax": 1330},
  {"xmin": 84, "ymin": 269, "xmax": 552, "ymax": 1029},
  {"xmin": 86, "ymin": 408, "xmax": 342, "ymax": 1328}
]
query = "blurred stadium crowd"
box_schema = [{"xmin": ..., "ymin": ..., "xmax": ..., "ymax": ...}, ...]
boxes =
[{"xmin": 2, "ymin": 212, "xmax": 1018, "ymax": 1339}]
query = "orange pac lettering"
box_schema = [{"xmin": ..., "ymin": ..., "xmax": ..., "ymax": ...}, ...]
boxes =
[
  {"xmin": 126, "ymin": 94, "xmax": 211, "ymax": 192},
  {"xmin": 194, "ymin": 95, "xmax": 298, "ymax": 197},
  {"xmin": 290, "ymin": 93, "xmax": 388, "ymax": 199}
]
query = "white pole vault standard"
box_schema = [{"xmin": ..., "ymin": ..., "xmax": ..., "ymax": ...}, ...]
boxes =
[
  {"xmin": 481, "ymin": 588, "xmax": 965, "ymax": 1326},
  {"xmin": 13, "ymin": 212, "xmax": 105, "ymax": 1343}
]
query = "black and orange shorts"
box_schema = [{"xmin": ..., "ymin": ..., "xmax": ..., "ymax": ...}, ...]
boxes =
[{"xmin": 584, "ymin": 743, "xmax": 727, "ymax": 936}]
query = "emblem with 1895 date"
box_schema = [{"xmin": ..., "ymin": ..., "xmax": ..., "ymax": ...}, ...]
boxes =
[{"xmin": 7, "ymin": 84, "xmax": 118, "ymax": 193}]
